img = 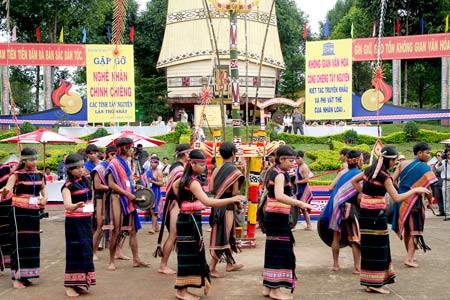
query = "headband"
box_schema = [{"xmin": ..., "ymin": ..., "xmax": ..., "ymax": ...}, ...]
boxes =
[
  {"xmin": 190, "ymin": 158, "xmax": 207, "ymax": 163},
  {"xmin": 372, "ymin": 151, "xmax": 398, "ymax": 179},
  {"xmin": 346, "ymin": 154, "xmax": 364, "ymax": 165},
  {"xmin": 65, "ymin": 160, "xmax": 85, "ymax": 169},
  {"xmin": 176, "ymin": 149, "xmax": 191, "ymax": 155},
  {"xmin": 21, "ymin": 155, "xmax": 37, "ymax": 161},
  {"xmin": 280, "ymin": 156, "xmax": 296, "ymax": 160},
  {"xmin": 150, "ymin": 158, "xmax": 160, "ymax": 163}
]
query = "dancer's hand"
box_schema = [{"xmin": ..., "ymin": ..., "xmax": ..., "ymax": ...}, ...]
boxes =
[
  {"xmin": 298, "ymin": 201, "xmax": 313, "ymax": 210},
  {"xmin": 74, "ymin": 202, "xmax": 85, "ymax": 209},
  {"xmin": 413, "ymin": 187, "xmax": 430, "ymax": 195}
]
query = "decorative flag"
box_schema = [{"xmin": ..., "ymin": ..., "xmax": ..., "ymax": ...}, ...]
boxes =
[
  {"xmin": 372, "ymin": 22, "xmax": 377, "ymax": 37},
  {"xmin": 302, "ymin": 23, "xmax": 307, "ymax": 39},
  {"xmin": 369, "ymin": 139, "xmax": 384, "ymax": 166},
  {"xmin": 324, "ymin": 20, "xmax": 329, "ymax": 37},
  {"xmin": 107, "ymin": 25, "xmax": 111, "ymax": 42},
  {"xmin": 350, "ymin": 22, "xmax": 354, "ymax": 38},
  {"xmin": 420, "ymin": 17, "xmax": 425, "ymax": 34},
  {"xmin": 82, "ymin": 27, "xmax": 87, "ymax": 43},
  {"xmin": 129, "ymin": 25, "xmax": 135, "ymax": 42},
  {"xmin": 59, "ymin": 27, "xmax": 64, "ymax": 43},
  {"xmin": 36, "ymin": 26, "xmax": 41, "ymax": 43},
  {"xmin": 395, "ymin": 19, "xmax": 401, "ymax": 35},
  {"xmin": 446, "ymin": 15, "xmax": 449, "ymax": 33},
  {"xmin": 11, "ymin": 26, "xmax": 17, "ymax": 42}
]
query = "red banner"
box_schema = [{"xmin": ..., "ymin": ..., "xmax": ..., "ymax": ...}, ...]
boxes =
[
  {"xmin": 353, "ymin": 33, "xmax": 450, "ymax": 61},
  {"xmin": 0, "ymin": 43, "xmax": 86, "ymax": 66}
]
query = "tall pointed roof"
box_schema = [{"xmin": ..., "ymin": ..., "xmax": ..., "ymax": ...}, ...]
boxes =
[{"xmin": 157, "ymin": 0, "xmax": 285, "ymax": 69}]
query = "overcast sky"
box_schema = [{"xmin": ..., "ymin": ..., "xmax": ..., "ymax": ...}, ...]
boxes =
[{"xmin": 136, "ymin": 0, "xmax": 337, "ymax": 34}]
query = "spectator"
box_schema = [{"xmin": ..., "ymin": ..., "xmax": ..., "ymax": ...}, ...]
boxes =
[
  {"xmin": 283, "ymin": 111, "xmax": 293, "ymax": 133},
  {"xmin": 57, "ymin": 154, "xmax": 67, "ymax": 180},
  {"xmin": 292, "ymin": 108, "xmax": 304, "ymax": 135},
  {"xmin": 179, "ymin": 109, "xmax": 188, "ymax": 123},
  {"xmin": 44, "ymin": 167, "xmax": 58, "ymax": 183},
  {"xmin": 134, "ymin": 144, "xmax": 149, "ymax": 173},
  {"xmin": 167, "ymin": 117, "xmax": 176, "ymax": 131},
  {"xmin": 432, "ymin": 151, "xmax": 445, "ymax": 216}
]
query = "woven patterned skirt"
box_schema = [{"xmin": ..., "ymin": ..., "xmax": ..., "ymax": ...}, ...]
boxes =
[
  {"xmin": 64, "ymin": 216, "xmax": 96, "ymax": 288},
  {"xmin": 175, "ymin": 213, "xmax": 210, "ymax": 290},
  {"xmin": 10, "ymin": 206, "xmax": 41, "ymax": 280},
  {"xmin": 263, "ymin": 212, "xmax": 296, "ymax": 291},
  {"xmin": 359, "ymin": 208, "xmax": 395, "ymax": 287},
  {"xmin": 0, "ymin": 199, "xmax": 12, "ymax": 271}
]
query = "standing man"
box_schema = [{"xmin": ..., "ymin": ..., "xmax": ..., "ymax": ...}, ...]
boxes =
[
  {"xmin": 434, "ymin": 150, "xmax": 449, "ymax": 217},
  {"xmin": 57, "ymin": 154, "xmax": 67, "ymax": 180},
  {"xmin": 134, "ymin": 144, "xmax": 148, "ymax": 174},
  {"xmin": 294, "ymin": 150, "xmax": 313, "ymax": 231},
  {"xmin": 292, "ymin": 108, "xmax": 304, "ymax": 135},
  {"xmin": 209, "ymin": 142, "xmax": 245, "ymax": 278},
  {"xmin": 84, "ymin": 144, "xmax": 100, "ymax": 174},
  {"xmin": 106, "ymin": 138, "xmax": 148, "ymax": 271},
  {"xmin": 392, "ymin": 142, "xmax": 437, "ymax": 268},
  {"xmin": 155, "ymin": 144, "xmax": 191, "ymax": 274},
  {"xmin": 143, "ymin": 157, "xmax": 164, "ymax": 234}
]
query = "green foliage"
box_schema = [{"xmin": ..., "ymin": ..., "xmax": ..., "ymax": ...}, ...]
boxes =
[
  {"xmin": 417, "ymin": 129, "xmax": 450, "ymax": 144},
  {"xmin": 179, "ymin": 134, "xmax": 191, "ymax": 144},
  {"xmin": 330, "ymin": 140, "xmax": 371, "ymax": 153},
  {"xmin": 310, "ymin": 179, "xmax": 332, "ymax": 186},
  {"xmin": 308, "ymin": 150, "xmax": 342, "ymax": 171},
  {"xmin": 19, "ymin": 122, "xmax": 35, "ymax": 134},
  {"xmin": 135, "ymin": 76, "xmax": 170, "ymax": 123},
  {"xmin": 0, "ymin": 151, "xmax": 8, "ymax": 161},
  {"xmin": 404, "ymin": 121, "xmax": 420, "ymax": 141},
  {"xmin": 342, "ymin": 129, "xmax": 358, "ymax": 144},
  {"xmin": 81, "ymin": 128, "xmax": 109, "ymax": 141},
  {"xmin": 0, "ymin": 129, "xmax": 17, "ymax": 140},
  {"xmin": 381, "ymin": 132, "xmax": 408, "ymax": 144}
]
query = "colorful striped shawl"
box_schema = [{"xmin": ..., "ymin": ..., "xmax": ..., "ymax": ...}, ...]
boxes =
[
  {"xmin": 91, "ymin": 161, "xmax": 108, "ymax": 186},
  {"xmin": 392, "ymin": 159, "xmax": 437, "ymax": 238},
  {"xmin": 213, "ymin": 162, "xmax": 244, "ymax": 199},
  {"xmin": 165, "ymin": 163, "xmax": 184, "ymax": 201},
  {"xmin": 107, "ymin": 156, "xmax": 141, "ymax": 231},
  {"xmin": 322, "ymin": 167, "xmax": 360, "ymax": 231}
]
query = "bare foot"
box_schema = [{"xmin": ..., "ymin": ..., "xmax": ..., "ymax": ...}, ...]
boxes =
[
  {"xmin": 366, "ymin": 287, "xmax": 390, "ymax": 294},
  {"xmin": 226, "ymin": 263, "xmax": 244, "ymax": 272},
  {"xmin": 332, "ymin": 265, "xmax": 340, "ymax": 272},
  {"xmin": 148, "ymin": 230, "xmax": 155, "ymax": 235},
  {"xmin": 133, "ymin": 260, "xmax": 150, "ymax": 267},
  {"xmin": 93, "ymin": 254, "xmax": 99, "ymax": 261},
  {"xmin": 65, "ymin": 287, "xmax": 80, "ymax": 297},
  {"xmin": 404, "ymin": 261, "xmax": 419, "ymax": 268},
  {"xmin": 157, "ymin": 266, "xmax": 176, "ymax": 275},
  {"xmin": 12, "ymin": 280, "xmax": 26, "ymax": 289},
  {"xmin": 107, "ymin": 263, "xmax": 116, "ymax": 271},
  {"xmin": 73, "ymin": 286, "xmax": 88, "ymax": 294},
  {"xmin": 210, "ymin": 270, "xmax": 225, "ymax": 278},
  {"xmin": 304, "ymin": 226, "xmax": 313, "ymax": 231},
  {"xmin": 269, "ymin": 288, "xmax": 293, "ymax": 300},
  {"xmin": 115, "ymin": 254, "xmax": 131, "ymax": 260},
  {"xmin": 262, "ymin": 286, "xmax": 271, "ymax": 297},
  {"xmin": 352, "ymin": 269, "xmax": 361, "ymax": 275},
  {"xmin": 175, "ymin": 290, "xmax": 200, "ymax": 300}
]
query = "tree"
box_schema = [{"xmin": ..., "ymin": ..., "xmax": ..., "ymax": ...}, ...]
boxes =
[{"xmin": 135, "ymin": 76, "xmax": 171, "ymax": 123}]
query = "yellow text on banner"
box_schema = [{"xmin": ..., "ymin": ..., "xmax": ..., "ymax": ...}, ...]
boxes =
[
  {"xmin": 305, "ymin": 39, "xmax": 352, "ymax": 120},
  {"xmin": 86, "ymin": 45, "xmax": 135, "ymax": 123}
]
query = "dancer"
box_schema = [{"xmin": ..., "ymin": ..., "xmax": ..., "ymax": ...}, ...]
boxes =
[
  {"xmin": 392, "ymin": 142, "xmax": 437, "ymax": 267},
  {"xmin": 329, "ymin": 148, "xmax": 350, "ymax": 191},
  {"xmin": 84, "ymin": 144, "xmax": 100, "ymax": 174},
  {"xmin": 155, "ymin": 144, "xmax": 190, "ymax": 275},
  {"xmin": 321, "ymin": 150, "xmax": 363, "ymax": 273},
  {"xmin": 1, "ymin": 148, "xmax": 47, "ymax": 289},
  {"xmin": 209, "ymin": 142, "xmax": 245, "ymax": 278},
  {"xmin": 0, "ymin": 163, "xmax": 12, "ymax": 275},
  {"xmin": 262, "ymin": 146, "xmax": 313, "ymax": 300},
  {"xmin": 173, "ymin": 149, "xmax": 244, "ymax": 300},
  {"xmin": 106, "ymin": 138, "xmax": 148, "ymax": 271},
  {"xmin": 351, "ymin": 146, "xmax": 430, "ymax": 294},
  {"xmin": 294, "ymin": 150, "xmax": 313, "ymax": 231},
  {"xmin": 143, "ymin": 156, "xmax": 163, "ymax": 234},
  {"xmin": 62, "ymin": 154, "xmax": 96, "ymax": 297}
]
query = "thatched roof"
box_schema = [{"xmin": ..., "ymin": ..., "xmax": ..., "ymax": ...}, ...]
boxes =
[{"xmin": 157, "ymin": 0, "xmax": 285, "ymax": 69}]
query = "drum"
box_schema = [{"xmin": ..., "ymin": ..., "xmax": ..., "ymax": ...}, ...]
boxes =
[
  {"xmin": 288, "ymin": 205, "xmax": 299, "ymax": 229},
  {"xmin": 317, "ymin": 209, "xmax": 349, "ymax": 248},
  {"xmin": 385, "ymin": 196, "xmax": 394, "ymax": 224},
  {"xmin": 134, "ymin": 188, "xmax": 155, "ymax": 210}
]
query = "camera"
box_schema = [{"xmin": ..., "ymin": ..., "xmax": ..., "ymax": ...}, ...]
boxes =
[{"xmin": 39, "ymin": 208, "xmax": 49, "ymax": 219}]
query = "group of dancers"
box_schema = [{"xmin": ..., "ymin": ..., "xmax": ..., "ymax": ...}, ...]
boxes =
[{"xmin": 0, "ymin": 139, "xmax": 438, "ymax": 299}]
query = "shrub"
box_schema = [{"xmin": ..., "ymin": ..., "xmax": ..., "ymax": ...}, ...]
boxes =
[
  {"xmin": 343, "ymin": 129, "xmax": 358, "ymax": 144},
  {"xmin": 19, "ymin": 122, "xmax": 35, "ymax": 134},
  {"xmin": 381, "ymin": 132, "xmax": 407, "ymax": 144},
  {"xmin": 82, "ymin": 128, "xmax": 109, "ymax": 141},
  {"xmin": 417, "ymin": 129, "xmax": 450, "ymax": 144},
  {"xmin": 0, "ymin": 129, "xmax": 16, "ymax": 140},
  {"xmin": 403, "ymin": 121, "xmax": 419, "ymax": 141}
]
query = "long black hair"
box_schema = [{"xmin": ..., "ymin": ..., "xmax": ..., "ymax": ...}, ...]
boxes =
[
  {"xmin": 177, "ymin": 149, "xmax": 206, "ymax": 203},
  {"xmin": 274, "ymin": 145, "xmax": 296, "ymax": 165},
  {"xmin": 346, "ymin": 150, "xmax": 362, "ymax": 169},
  {"xmin": 16, "ymin": 148, "xmax": 37, "ymax": 171}
]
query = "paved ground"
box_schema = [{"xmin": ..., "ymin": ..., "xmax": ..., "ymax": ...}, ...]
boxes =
[{"xmin": 0, "ymin": 205, "xmax": 449, "ymax": 300}]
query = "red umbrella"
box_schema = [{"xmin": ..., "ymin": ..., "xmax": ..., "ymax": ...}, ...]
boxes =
[
  {"xmin": 89, "ymin": 130, "xmax": 165, "ymax": 148},
  {"xmin": 1, "ymin": 129, "xmax": 84, "ymax": 168}
]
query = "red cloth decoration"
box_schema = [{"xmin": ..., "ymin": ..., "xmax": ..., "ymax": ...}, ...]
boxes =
[
  {"xmin": 248, "ymin": 185, "xmax": 259, "ymax": 202},
  {"xmin": 395, "ymin": 19, "xmax": 401, "ymax": 36},
  {"xmin": 36, "ymin": 26, "xmax": 41, "ymax": 43},
  {"xmin": 129, "ymin": 25, "xmax": 135, "ymax": 43},
  {"xmin": 302, "ymin": 23, "xmax": 308, "ymax": 39}
]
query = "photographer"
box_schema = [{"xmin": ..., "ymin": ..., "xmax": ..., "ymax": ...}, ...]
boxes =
[
  {"xmin": 432, "ymin": 152, "xmax": 445, "ymax": 216},
  {"xmin": 435, "ymin": 149, "xmax": 450, "ymax": 217}
]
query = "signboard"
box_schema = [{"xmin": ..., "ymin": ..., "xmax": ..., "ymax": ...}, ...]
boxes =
[
  {"xmin": 305, "ymin": 39, "xmax": 353, "ymax": 120},
  {"xmin": 0, "ymin": 43, "xmax": 85, "ymax": 66},
  {"xmin": 86, "ymin": 45, "xmax": 135, "ymax": 123},
  {"xmin": 353, "ymin": 33, "xmax": 450, "ymax": 61},
  {"xmin": 194, "ymin": 105, "xmax": 226, "ymax": 127}
]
